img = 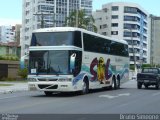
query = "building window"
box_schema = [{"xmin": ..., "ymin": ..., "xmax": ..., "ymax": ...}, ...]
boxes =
[
  {"xmin": 112, "ymin": 15, "xmax": 118, "ymax": 19},
  {"xmin": 124, "ymin": 7, "xmax": 137, "ymax": 14},
  {"xmin": 124, "ymin": 23, "xmax": 140, "ymax": 30},
  {"xmin": 103, "ymin": 8, "xmax": 108, "ymax": 12},
  {"xmin": 111, "ymin": 31, "xmax": 118, "ymax": 35},
  {"xmin": 124, "ymin": 16, "xmax": 138, "ymax": 21},
  {"xmin": 124, "ymin": 31, "xmax": 131, "ymax": 37},
  {"xmin": 100, "ymin": 24, "xmax": 107, "ymax": 29},
  {"xmin": 112, "ymin": 6, "xmax": 119, "ymax": 11},
  {"xmin": 112, "ymin": 23, "xmax": 118, "ymax": 27},
  {"xmin": 124, "ymin": 31, "xmax": 140, "ymax": 38},
  {"xmin": 95, "ymin": 18, "xmax": 102, "ymax": 21},
  {"xmin": 100, "ymin": 25, "xmax": 102, "ymax": 29},
  {"xmin": 102, "ymin": 24, "xmax": 107, "ymax": 28},
  {"xmin": 102, "ymin": 32, "xmax": 107, "ymax": 35}
]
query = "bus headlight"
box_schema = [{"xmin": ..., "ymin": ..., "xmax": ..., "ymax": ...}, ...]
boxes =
[
  {"xmin": 28, "ymin": 78, "xmax": 37, "ymax": 82},
  {"xmin": 58, "ymin": 78, "xmax": 72, "ymax": 82}
]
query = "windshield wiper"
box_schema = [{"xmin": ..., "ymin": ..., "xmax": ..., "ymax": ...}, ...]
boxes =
[
  {"xmin": 55, "ymin": 65, "xmax": 61, "ymax": 76},
  {"xmin": 58, "ymin": 65, "xmax": 61, "ymax": 73},
  {"xmin": 35, "ymin": 61, "xmax": 39, "ymax": 76}
]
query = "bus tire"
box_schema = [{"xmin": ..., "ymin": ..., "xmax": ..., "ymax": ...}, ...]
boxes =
[
  {"xmin": 117, "ymin": 75, "xmax": 120, "ymax": 89},
  {"xmin": 156, "ymin": 83, "xmax": 160, "ymax": 90},
  {"xmin": 137, "ymin": 82, "xmax": 142, "ymax": 89},
  {"xmin": 81, "ymin": 78, "xmax": 89, "ymax": 95},
  {"xmin": 112, "ymin": 76, "xmax": 117, "ymax": 90},
  {"xmin": 44, "ymin": 91, "xmax": 53, "ymax": 96}
]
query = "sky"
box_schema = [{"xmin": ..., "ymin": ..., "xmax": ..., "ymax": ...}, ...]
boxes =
[{"xmin": 0, "ymin": 0, "xmax": 160, "ymax": 25}]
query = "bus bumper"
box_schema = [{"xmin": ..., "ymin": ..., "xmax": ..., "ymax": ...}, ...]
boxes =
[{"xmin": 28, "ymin": 81, "xmax": 80, "ymax": 92}]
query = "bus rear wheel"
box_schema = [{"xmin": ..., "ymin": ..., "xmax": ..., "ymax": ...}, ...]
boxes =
[
  {"xmin": 117, "ymin": 75, "xmax": 120, "ymax": 89},
  {"xmin": 110, "ymin": 76, "xmax": 117, "ymax": 90}
]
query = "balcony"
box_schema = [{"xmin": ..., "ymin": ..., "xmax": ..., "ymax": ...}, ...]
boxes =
[{"xmin": 38, "ymin": 1, "xmax": 54, "ymax": 4}]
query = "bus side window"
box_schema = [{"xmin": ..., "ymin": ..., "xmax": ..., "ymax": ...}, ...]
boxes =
[{"xmin": 74, "ymin": 31, "xmax": 82, "ymax": 48}]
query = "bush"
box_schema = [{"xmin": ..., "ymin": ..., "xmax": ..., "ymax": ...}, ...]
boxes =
[
  {"xmin": 18, "ymin": 68, "xmax": 28, "ymax": 79},
  {"xmin": 141, "ymin": 64, "xmax": 152, "ymax": 68},
  {"xmin": 0, "ymin": 77, "xmax": 15, "ymax": 81},
  {"xmin": 0, "ymin": 54, "xmax": 19, "ymax": 61},
  {"xmin": 130, "ymin": 65, "xmax": 135, "ymax": 70}
]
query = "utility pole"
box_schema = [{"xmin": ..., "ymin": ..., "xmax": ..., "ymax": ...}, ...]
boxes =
[
  {"xmin": 33, "ymin": 13, "xmax": 55, "ymax": 28},
  {"xmin": 130, "ymin": 29, "xmax": 137, "ymax": 75},
  {"xmin": 76, "ymin": 10, "xmax": 79, "ymax": 27}
]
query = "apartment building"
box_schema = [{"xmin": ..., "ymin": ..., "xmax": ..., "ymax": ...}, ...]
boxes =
[
  {"xmin": 15, "ymin": 24, "xmax": 22, "ymax": 46},
  {"xmin": 0, "ymin": 25, "xmax": 15, "ymax": 43},
  {"xmin": 93, "ymin": 2, "xmax": 149, "ymax": 66},
  {"xmin": 149, "ymin": 15, "xmax": 160, "ymax": 65},
  {"xmin": 21, "ymin": 0, "xmax": 92, "ymax": 56}
]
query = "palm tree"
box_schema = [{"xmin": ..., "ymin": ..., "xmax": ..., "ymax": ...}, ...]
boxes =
[{"xmin": 64, "ymin": 10, "xmax": 97, "ymax": 32}]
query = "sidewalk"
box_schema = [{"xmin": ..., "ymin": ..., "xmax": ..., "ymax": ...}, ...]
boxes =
[{"xmin": 0, "ymin": 82, "xmax": 28, "ymax": 94}]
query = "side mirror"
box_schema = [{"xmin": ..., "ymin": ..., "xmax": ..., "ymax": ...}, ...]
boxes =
[{"xmin": 70, "ymin": 53, "xmax": 76, "ymax": 74}]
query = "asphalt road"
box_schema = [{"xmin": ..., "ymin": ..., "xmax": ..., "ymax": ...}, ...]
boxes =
[{"xmin": 0, "ymin": 80, "xmax": 160, "ymax": 114}]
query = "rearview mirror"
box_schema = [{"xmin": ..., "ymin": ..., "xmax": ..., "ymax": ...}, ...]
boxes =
[{"xmin": 70, "ymin": 53, "xmax": 76, "ymax": 73}]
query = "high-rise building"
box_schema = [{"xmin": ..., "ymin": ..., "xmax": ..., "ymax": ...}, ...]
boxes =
[
  {"xmin": 0, "ymin": 25, "xmax": 15, "ymax": 43},
  {"xmin": 21, "ymin": 0, "xmax": 92, "ymax": 56},
  {"xmin": 149, "ymin": 15, "xmax": 160, "ymax": 65},
  {"xmin": 15, "ymin": 24, "xmax": 22, "ymax": 46},
  {"xmin": 93, "ymin": 2, "xmax": 149, "ymax": 66}
]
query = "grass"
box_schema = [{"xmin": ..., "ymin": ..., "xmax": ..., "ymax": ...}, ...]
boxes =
[
  {"xmin": 0, "ymin": 78, "xmax": 27, "ymax": 83},
  {"xmin": 0, "ymin": 84, "xmax": 13, "ymax": 86},
  {"xmin": 1, "ymin": 80, "xmax": 28, "ymax": 83}
]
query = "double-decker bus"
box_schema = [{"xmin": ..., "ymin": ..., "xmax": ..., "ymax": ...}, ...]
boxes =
[{"xmin": 28, "ymin": 27, "xmax": 129, "ymax": 95}]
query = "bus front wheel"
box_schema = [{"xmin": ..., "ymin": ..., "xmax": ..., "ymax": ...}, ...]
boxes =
[{"xmin": 81, "ymin": 78, "xmax": 89, "ymax": 95}]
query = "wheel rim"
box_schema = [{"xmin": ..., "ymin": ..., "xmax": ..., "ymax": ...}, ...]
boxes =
[
  {"xmin": 82, "ymin": 82, "xmax": 87, "ymax": 93},
  {"xmin": 112, "ymin": 80, "xmax": 115, "ymax": 88}
]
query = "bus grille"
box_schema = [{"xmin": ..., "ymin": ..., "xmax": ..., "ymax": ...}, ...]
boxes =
[
  {"xmin": 38, "ymin": 85, "xmax": 58, "ymax": 89},
  {"xmin": 38, "ymin": 78, "xmax": 58, "ymax": 81}
]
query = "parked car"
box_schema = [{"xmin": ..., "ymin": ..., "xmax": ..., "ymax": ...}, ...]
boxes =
[
  {"xmin": 137, "ymin": 68, "xmax": 160, "ymax": 89},
  {"xmin": 132, "ymin": 75, "xmax": 137, "ymax": 80}
]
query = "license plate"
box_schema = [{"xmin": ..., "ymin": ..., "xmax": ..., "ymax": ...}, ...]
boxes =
[{"xmin": 29, "ymin": 84, "xmax": 37, "ymax": 91}]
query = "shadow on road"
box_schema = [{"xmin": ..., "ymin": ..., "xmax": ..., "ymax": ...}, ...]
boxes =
[
  {"xmin": 30, "ymin": 87, "xmax": 127, "ymax": 98},
  {"xmin": 139, "ymin": 87, "xmax": 160, "ymax": 91}
]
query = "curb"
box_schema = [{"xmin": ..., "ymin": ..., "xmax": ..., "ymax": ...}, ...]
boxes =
[
  {"xmin": 0, "ymin": 89, "xmax": 28, "ymax": 94},
  {"xmin": 0, "ymin": 82, "xmax": 28, "ymax": 94}
]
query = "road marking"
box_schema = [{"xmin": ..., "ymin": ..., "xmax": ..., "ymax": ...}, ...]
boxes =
[
  {"xmin": 99, "ymin": 93, "xmax": 131, "ymax": 99},
  {"xmin": 0, "ymin": 95, "xmax": 26, "ymax": 100},
  {"xmin": 99, "ymin": 95, "xmax": 118, "ymax": 99},
  {"xmin": 118, "ymin": 103, "xmax": 129, "ymax": 107},
  {"xmin": 152, "ymin": 92, "xmax": 160, "ymax": 96},
  {"xmin": 0, "ymin": 96, "xmax": 19, "ymax": 100},
  {"xmin": 118, "ymin": 93, "xmax": 131, "ymax": 96}
]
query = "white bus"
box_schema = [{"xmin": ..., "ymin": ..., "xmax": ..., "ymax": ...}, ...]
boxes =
[{"xmin": 28, "ymin": 27, "xmax": 129, "ymax": 95}]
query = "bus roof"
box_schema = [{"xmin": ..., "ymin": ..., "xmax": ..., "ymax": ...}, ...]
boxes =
[{"xmin": 33, "ymin": 27, "xmax": 128, "ymax": 45}]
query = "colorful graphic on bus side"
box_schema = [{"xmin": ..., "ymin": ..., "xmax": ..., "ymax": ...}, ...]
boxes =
[{"xmin": 90, "ymin": 57, "xmax": 112, "ymax": 84}]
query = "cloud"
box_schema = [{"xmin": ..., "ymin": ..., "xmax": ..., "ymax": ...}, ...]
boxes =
[{"xmin": 0, "ymin": 18, "xmax": 22, "ymax": 26}]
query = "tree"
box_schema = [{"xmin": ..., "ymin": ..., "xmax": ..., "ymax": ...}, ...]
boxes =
[{"xmin": 64, "ymin": 10, "xmax": 97, "ymax": 32}]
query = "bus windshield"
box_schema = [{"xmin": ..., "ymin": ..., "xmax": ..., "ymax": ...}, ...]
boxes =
[
  {"xmin": 29, "ymin": 50, "xmax": 70, "ymax": 75},
  {"xmin": 30, "ymin": 31, "xmax": 82, "ymax": 48},
  {"xmin": 29, "ymin": 50, "xmax": 82, "ymax": 75}
]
